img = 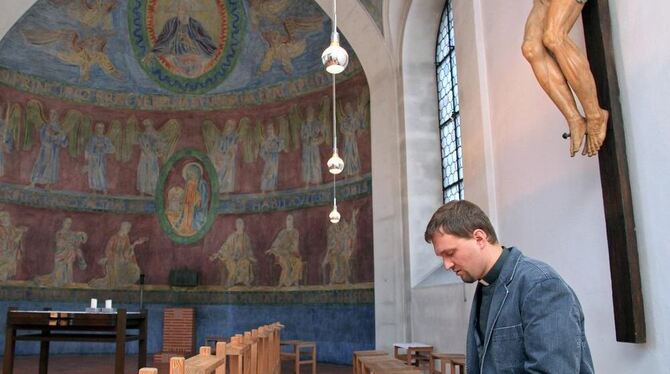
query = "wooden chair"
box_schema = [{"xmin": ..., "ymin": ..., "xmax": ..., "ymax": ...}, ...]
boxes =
[
  {"xmin": 139, "ymin": 344, "xmax": 226, "ymax": 374},
  {"xmin": 255, "ymin": 327, "xmax": 270, "ymax": 374},
  {"xmin": 185, "ymin": 344, "xmax": 227, "ymax": 374},
  {"xmin": 353, "ymin": 350, "xmax": 388, "ymax": 374},
  {"xmin": 393, "ymin": 343, "xmax": 433, "ymax": 370},
  {"xmin": 227, "ymin": 334, "xmax": 251, "ymax": 374},
  {"xmin": 450, "ymin": 356, "xmax": 465, "ymax": 374},
  {"xmin": 243, "ymin": 331, "xmax": 258, "ymax": 374},
  {"xmin": 430, "ymin": 353, "xmax": 465, "ymax": 374},
  {"xmin": 280, "ymin": 340, "xmax": 317, "ymax": 374},
  {"xmin": 268, "ymin": 323, "xmax": 283, "ymax": 374}
]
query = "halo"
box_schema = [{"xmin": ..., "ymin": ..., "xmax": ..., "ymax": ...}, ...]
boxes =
[{"xmin": 182, "ymin": 161, "xmax": 204, "ymax": 179}]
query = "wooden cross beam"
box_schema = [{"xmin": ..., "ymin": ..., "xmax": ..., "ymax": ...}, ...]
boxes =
[{"xmin": 581, "ymin": 0, "xmax": 646, "ymax": 343}]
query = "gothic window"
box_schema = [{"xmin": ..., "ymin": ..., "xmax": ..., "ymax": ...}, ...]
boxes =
[{"xmin": 436, "ymin": 0, "xmax": 463, "ymax": 202}]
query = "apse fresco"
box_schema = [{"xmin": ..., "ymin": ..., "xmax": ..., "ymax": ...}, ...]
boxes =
[{"xmin": 0, "ymin": 0, "xmax": 373, "ymax": 304}]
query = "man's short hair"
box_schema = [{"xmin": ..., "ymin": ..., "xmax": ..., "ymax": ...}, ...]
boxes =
[{"xmin": 424, "ymin": 200, "xmax": 498, "ymax": 244}]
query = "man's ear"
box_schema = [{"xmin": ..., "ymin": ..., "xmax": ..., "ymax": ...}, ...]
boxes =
[{"xmin": 472, "ymin": 229, "xmax": 488, "ymax": 248}]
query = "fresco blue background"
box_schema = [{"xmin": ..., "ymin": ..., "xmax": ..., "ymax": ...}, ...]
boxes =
[{"xmin": 0, "ymin": 300, "xmax": 374, "ymax": 364}]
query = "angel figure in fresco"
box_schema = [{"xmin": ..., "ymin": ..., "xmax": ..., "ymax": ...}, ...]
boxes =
[
  {"xmin": 258, "ymin": 18, "xmax": 323, "ymax": 75},
  {"xmin": 203, "ymin": 119, "xmax": 239, "ymax": 193},
  {"xmin": 143, "ymin": 1, "xmax": 218, "ymax": 78},
  {"xmin": 322, "ymin": 208, "xmax": 359, "ymax": 285},
  {"xmin": 30, "ymin": 109, "xmax": 68, "ymax": 188},
  {"xmin": 84, "ymin": 122, "xmax": 115, "ymax": 194},
  {"xmin": 249, "ymin": 0, "xmax": 323, "ymax": 75},
  {"xmin": 0, "ymin": 102, "xmax": 15, "ymax": 177},
  {"xmin": 210, "ymin": 218, "xmax": 257, "ymax": 288},
  {"xmin": 266, "ymin": 214, "xmax": 303, "ymax": 287},
  {"xmin": 89, "ymin": 221, "xmax": 147, "ymax": 289},
  {"xmin": 22, "ymin": 29, "xmax": 123, "ymax": 81},
  {"xmin": 248, "ymin": 0, "xmax": 291, "ymax": 27},
  {"xmin": 173, "ymin": 162, "xmax": 208, "ymax": 236},
  {"xmin": 300, "ymin": 106, "xmax": 323, "ymax": 186},
  {"xmin": 0, "ymin": 211, "xmax": 28, "ymax": 282},
  {"xmin": 135, "ymin": 119, "xmax": 181, "ymax": 196},
  {"xmin": 522, "ymin": 0, "xmax": 608, "ymax": 156},
  {"xmin": 339, "ymin": 90, "xmax": 369, "ymax": 177},
  {"xmin": 49, "ymin": 0, "xmax": 119, "ymax": 31},
  {"xmin": 34, "ymin": 218, "xmax": 87, "ymax": 287},
  {"xmin": 259, "ymin": 123, "xmax": 285, "ymax": 192}
]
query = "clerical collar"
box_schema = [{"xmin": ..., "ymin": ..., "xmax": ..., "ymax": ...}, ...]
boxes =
[{"xmin": 479, "ymin": 246, "xmax": 510, "ymax": 287}]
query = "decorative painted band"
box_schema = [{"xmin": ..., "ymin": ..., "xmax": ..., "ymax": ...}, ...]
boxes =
[
  {"xmin": 0, "ymin": 61, "xmax": 363, "ymax": 110},
  {"xmin": 0, "ymin": 174, "xmax": 371, "ymax": 214},
  {"xmin": 0, "ymin": 282, "xmax": 374, "ymax": 305}
]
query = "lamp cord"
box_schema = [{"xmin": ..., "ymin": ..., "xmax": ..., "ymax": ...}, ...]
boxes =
[
  {"xmin": 333, "ymin": 0, "xmax": 337, "ymax": 32},
  {"xmin": 332, "ymin": 74, "xmax": 337, "ymax": 151}
]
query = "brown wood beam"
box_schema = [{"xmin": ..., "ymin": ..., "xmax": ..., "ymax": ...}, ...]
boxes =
[{"xmin": 581, "ymin": 0, "xmax": 645, "ymax": 343}]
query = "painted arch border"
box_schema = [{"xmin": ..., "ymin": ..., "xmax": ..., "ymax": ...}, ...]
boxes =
[{"xmin": 156, "ymin": 148, "xmax": 219, "ymax": 244}]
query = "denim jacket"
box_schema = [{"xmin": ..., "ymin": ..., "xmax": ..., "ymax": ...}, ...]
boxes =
[{"xmin": 466, "ymin": 247, "xmax": 594, "ymax": 373}]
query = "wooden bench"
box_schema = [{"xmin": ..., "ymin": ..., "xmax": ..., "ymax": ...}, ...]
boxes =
[
  {"xmin": 430, "ymin": 353, "xmax": 465, "ymax": 374},
  {"xmin": 361, "ymin": 357, "xmax": 421, "ymax": 374},
  {"xmin": 393, "ymin": 343, "xmax": 433, "ymax": 370},
  {"xmin": 353, "ymin": 350, "xmax": 388, "ymax": 374}
]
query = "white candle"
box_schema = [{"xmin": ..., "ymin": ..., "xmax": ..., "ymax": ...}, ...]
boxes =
[
  {"xmin": 105, "ymin": 299, "xmax": 112, "ymax": 309},
  {"xmin": 90, "ymin": 298, "xmax": 97, "ymax": 309}
]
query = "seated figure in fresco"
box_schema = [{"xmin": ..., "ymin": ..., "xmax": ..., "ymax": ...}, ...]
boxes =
[
  {"xmin": 145, "ymin": 1, "xmax": 218, "ymax": 77},
  {"xmin": 30, "ymin": 109, "xmax": 68, "ymax": 188},
  {"xmin": 522, "ymin": 0, "xmax": 608, "ymax": 156},
  {"xmin": 322, "ymin": 208, "xmax": 359, "ymax": 285},
  {"xmin": 266, "ymin": 214, "xmax": 303, "ymax": 287},
  {"xmin": 89, "ymin": 222, "xmax": 147, "ymax": 289},
  {"xmin": 0, "ymin": 211, "xmax": 28, "ymax": 282},
  {"xmin": 209, "ymin": 218, "xmax": 256, "ymax": 288},
  {"xmin": 175, "ymin": 162, "xmax": 208, "ymax": 236},
  {"xmin": 34, "ymin": 218, "xmax": 87, "ymax": 287},
  {"xmin": 166, "ymin": 186, "xmax": 185, "ymax": 227},
  {"xmin": 84, "ymin": 122, "xmax": 115, "ymax": 194}
]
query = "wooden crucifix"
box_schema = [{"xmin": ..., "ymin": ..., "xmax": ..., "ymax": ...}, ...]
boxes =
[
  {"xmin": 581, "ymin": 0, "xmax": 646, "ymax": 343},
  {"xmin": 522, "ymin": 0, "xmax": 645, "ymax": 343}
]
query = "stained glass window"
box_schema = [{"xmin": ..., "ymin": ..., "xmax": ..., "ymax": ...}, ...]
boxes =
[{"xmin": 436, "ymin": 0, "xmax": 463, "ymax": 202}]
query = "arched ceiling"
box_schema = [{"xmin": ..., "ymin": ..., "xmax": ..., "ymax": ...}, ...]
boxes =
[{"xmin": 0, "ymin": 0, "xmax": 362, "ymax": 106}]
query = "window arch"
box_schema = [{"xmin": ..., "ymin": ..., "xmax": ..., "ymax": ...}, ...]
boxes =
[{"xmin": 436, "ymin": 0, "xmax": 463, "ymax": 202}]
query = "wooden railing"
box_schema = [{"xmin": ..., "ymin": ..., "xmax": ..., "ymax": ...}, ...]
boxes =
[{"xmin": 139, "ymin": 322, "xmax": 283, "ymax": 374}]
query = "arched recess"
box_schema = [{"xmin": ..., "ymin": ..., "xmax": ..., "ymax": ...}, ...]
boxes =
[{"xmin": 0, "ymin": 0, "xmax": 411, "ymax": 351}]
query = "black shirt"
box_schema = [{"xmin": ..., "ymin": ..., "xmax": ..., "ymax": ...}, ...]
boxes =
[{"xmin": 477, "ymin": 247, "xmax": 511, "ymax": 341}]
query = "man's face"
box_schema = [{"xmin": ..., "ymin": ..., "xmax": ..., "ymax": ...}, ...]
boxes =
[{"xmin": 431, "ymin": 230, "xmax": 487, "ymax": 283}]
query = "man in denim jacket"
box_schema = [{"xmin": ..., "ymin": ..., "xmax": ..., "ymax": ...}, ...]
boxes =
[{"xmin": 425, "ymin": 200, "xmax": 594, "ymax": 373}]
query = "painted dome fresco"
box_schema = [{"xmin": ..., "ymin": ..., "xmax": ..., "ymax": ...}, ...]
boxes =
[
  {"xmin": 0, "ymin": 0, "xmax": 362, "ymax": 106},
  {"xmin": 0, "ymin": 0, "xmax": 372, "ymax": 294}
]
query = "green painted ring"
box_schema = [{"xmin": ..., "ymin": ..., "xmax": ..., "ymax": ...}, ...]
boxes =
[{"xmin": 156, "ymin": 148, "xmax": 219, "ymax": 244}]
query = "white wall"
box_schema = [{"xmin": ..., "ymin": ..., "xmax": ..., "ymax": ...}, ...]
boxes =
[
  {"xmin": 478, "ymin": 0, "xmax": 670, "ymax": 372},
  {"xmin": 400, "ymin": 0, "xmax": 670, "ymax": 371}
]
